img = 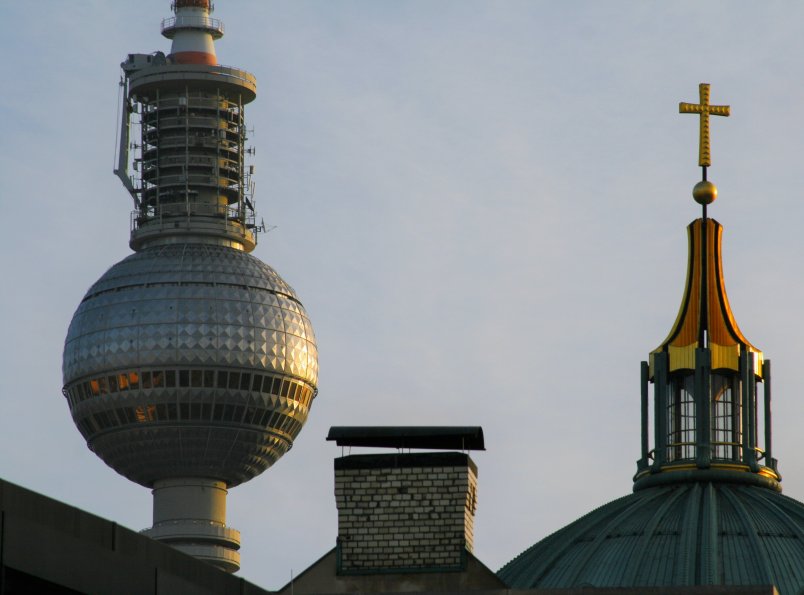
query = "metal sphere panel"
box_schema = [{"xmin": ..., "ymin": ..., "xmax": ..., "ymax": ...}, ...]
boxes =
[
  {"xmin": 64, "ymin": 243, "xmax": 317, "ymax": 384},
  {"xmin": 90, "ymin": 424, "xmax": 293, "ymax": 487},
  {"xmin": 62, "ymin": 243, "xmax": 318, "ymax": 487}
]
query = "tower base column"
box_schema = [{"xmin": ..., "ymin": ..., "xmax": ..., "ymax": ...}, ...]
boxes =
[{"xmin": 142, "ymin": 478, "xmax": 241, "ymax": 573}]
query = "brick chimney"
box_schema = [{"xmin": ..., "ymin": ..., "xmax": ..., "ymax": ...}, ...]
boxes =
[{"xmin": 327, "ymin": 427, "xmax": 483, "ymax": 574}]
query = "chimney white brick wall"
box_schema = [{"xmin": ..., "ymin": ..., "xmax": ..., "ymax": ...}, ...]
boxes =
[{"xmin": 334, "ymin": 453, "xmax": 477, "ymax": 573}]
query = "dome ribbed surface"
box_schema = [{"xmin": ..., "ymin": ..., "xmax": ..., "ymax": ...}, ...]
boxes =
[{"xmin": 498, "ymin": 482, "xmax": 804, "ymax": 594}]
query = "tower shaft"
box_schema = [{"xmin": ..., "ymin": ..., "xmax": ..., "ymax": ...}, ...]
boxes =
[{"xmin": 143, "ymin": 478, "xmax": 240, "ymax": 573}]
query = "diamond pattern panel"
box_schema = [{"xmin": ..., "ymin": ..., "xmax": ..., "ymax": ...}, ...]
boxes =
[
  {"xmin": 249, "ymin": 289, "xmax": 279, "ymax": 307},
  {"xmin": 251, "ymin": 304, "xmax": 284, "ymax": 332},
  {"xmin": 176, "ymin": 322, "xmax": 218, "ymax": 365},
  {"xmin": 103, "ymin": 326, "xmax": 139, "ymax": 370},
  {"xmin": 284, "ymin": 335, "xmax": 306, "ymax": 376},
  {"xmin": 177, "ymin": 297, "xmax": 216, "ymax": 323},
  {"xmin": 282, "ymin": 309, "xmax": 306, "ymax": 339},
  {"xmin": 77, "ymin": 306, "xmax": 108, "ymax": 335},
  {"xmin": 138, "ymin": 323, "xmax": 177, "ymax": 363},
  {"xmin": 216, "ymin": 323, "xmax": 254, "ymax": 367},
  {"xmin": 105, "ymin": 306, "xmax": 137, "ymax": 329},
  {"xmin": 62, "ymin": 340, "xmax": 80, "ymax": 380},
  {"xmin": 303, "ymin": 318, "xmax": 316, "ymax": 343},
  {"xmin": 225, "ymin": 296, "xmax": 254, "ymax": 322},
  {"xmin": 138, "ymin": 299, "xmax": 177, "ymax": 324}
]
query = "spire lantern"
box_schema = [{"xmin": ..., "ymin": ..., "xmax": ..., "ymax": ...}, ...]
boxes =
[{"xmin": 635, "ymin": 84, "xmax": 779, "ymax": 491}]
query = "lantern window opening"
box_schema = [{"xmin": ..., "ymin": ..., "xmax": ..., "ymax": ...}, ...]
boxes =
[
  {"xmin": 711, "ymin": 372, "xmax": 742, "ymax": 461},
  {"xmin": 666, "ymin": 372, "xmax": 695, "ymax": 463}
]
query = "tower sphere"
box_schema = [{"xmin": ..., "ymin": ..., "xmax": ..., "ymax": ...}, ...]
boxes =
[{"xmin": 62, "ymin": 243, "xmax": 318, "ymax": 488}]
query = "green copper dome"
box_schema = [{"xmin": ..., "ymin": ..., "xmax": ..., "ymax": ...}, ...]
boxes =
[{"xmin": 498, "ymin": 481, "xmax": 804, "ymax": 592}]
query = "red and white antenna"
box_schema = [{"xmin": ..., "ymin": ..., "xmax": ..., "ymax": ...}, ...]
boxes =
[{"xmin": 161, "ymin": 0, "xmax": 223, "ymax": 65}]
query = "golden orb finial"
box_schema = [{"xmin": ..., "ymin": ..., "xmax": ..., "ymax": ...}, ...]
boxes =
[{"xmin": 692, "ymin": 180, "xmax": 717, "ymax": 205}]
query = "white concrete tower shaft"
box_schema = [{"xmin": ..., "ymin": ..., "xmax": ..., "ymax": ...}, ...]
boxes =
[{"xmin": 144, "ymin": 479, "xmax": 240, "ymax": 573}]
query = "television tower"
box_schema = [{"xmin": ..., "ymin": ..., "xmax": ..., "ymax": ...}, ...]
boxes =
[{"xmin": 62, "ymin": 1, "xmax": 319, "ymax": 573}]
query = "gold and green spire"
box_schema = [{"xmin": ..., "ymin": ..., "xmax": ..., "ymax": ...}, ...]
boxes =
[
  {"xmin": 649, "ymin": 219, "xmax": 763, "ymax": 375},
  {"xmin": 635, "ymin": 84, "xmax": 779, "ymax": 491},
  {"xmin": 650, "ymin": 84, "xmax": 762, "ymax": 376}
]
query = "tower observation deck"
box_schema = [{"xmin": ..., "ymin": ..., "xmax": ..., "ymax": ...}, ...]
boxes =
[{"xmin": 62, "ymin": 1, "xmax": 318, "ymax": 574}]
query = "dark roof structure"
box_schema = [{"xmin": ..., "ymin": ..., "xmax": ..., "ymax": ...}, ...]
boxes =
[{"xmin": 0, "ymin": 477, "xmax": 270, "ymax": 595}]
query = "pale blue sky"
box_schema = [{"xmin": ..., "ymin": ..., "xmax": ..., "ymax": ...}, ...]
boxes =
[{"xmin": 1, "ymin": 1, "xmax": 803, "ymax": 588}]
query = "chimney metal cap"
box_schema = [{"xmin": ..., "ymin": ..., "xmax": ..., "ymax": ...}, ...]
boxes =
[{"xmin": 326, "ymin": 426, "xmax": 485, "ymax": 451}]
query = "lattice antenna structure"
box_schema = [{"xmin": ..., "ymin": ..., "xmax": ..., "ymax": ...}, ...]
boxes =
[{"xmin": 114, "ymin": 0, "xmax": 259, "ymax": 252}]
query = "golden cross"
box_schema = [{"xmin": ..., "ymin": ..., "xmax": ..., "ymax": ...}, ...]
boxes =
[{"xmin": 679, "ymin": 83, "xmax": 730, "ymax": 167}]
